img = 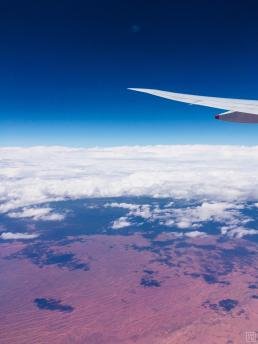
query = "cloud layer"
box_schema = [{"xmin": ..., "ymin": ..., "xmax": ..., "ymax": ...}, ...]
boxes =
[{"xmin": 1, "ymin": 145, "xmax": 258, "ymax": 213}]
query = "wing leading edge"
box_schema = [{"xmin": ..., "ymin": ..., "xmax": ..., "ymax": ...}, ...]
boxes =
[{"xmin": 128, "ymin": 88, "xmax": 258, "ymax": 123}]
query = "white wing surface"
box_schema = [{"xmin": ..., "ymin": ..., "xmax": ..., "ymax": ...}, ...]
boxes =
[{"xmin": 128, "ymin": 88, "xmax": 258, "ymax": 123}]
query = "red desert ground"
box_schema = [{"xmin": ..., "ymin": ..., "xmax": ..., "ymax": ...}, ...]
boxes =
[{"xmin": 1, "ymin": 232, "xmax": 258, "ymax": 344}]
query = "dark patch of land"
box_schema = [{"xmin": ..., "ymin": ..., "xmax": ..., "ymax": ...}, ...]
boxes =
[
  {"xmin": 203, "ymin": 299, "xmax": 238, "ymax": 312},
  {"xmin": 6, "ymin": 243, "xmax": 89, "ymax": 271},
  {"xmin": 140, "ymin": 277, "xmax": 161, "ymax": 287},
  {"xmin": 34, "ymin": 298, "xmax": 74, "ymax": 313},
  {"xmin": 143, "ymin": 269, "xmax": 155, "ymax": 275},
  {"xmin": 218, "ymin": 299, "xmax": 238, "ymax": 312}
]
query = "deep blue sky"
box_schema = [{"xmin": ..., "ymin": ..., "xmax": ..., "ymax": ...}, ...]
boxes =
[{"xmin": 1, "ymin": 0, "xmax": 258, "ymax": 146}]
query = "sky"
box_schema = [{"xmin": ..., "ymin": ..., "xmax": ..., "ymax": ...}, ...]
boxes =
[{"xmin": 1, "ymin": 0, "xmax": 258, "ymax": 146}]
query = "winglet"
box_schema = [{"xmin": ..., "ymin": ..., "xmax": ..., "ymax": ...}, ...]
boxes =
[{"xmin": 127, "ymin": 88, "xmax": 145, "ymax": 92}]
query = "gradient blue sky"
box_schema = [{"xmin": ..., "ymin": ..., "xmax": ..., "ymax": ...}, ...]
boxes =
[{"xmin": 1, "ymin": 0, "xmax": 258, "ymax": 146}]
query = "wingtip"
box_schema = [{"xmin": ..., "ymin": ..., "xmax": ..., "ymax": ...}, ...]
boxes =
[
  {"xmin": 127, "ymin": 88, "xmax": 153, "ymax": 93},
  {"xmin": 127, "ymin": 88, "xmax": 141, "ymax": 91}
]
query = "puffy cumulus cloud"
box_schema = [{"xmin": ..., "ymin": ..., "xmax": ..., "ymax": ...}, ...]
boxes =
[
  {"xmin": 220, "ymin": 225, "xmax": 258, "ymax": 238},
  {"xmin": 176, "ymin": 220, "xmax": 193, "ymax": 229},
  {"xmin": 107, "ymin": 201, "xmax": 257, "ymax": 238},
  {"xmin": 178, "ymin": 202, "xmax": 241, "ymax": 222},
  {"xmin": 111, "ymin": 217, "xmax": 131, "ymax": 229},
  {"xmin": 105, "ymin": 202, "xmax": 139, "ymax": 211},
  {"xmin": 184, "ymin": 231, "xmax": 207, "ymax": 238},
  {"xmin": 105, "ymin": 202, "xmax": 152, "ymax": 219},
  {"xmin": 164, "ymin": 202, "xmax": 246, "ymax": 229},
  {"xmin": 107, "ymin": 201, "xmax": 246, "ymax": 230},
  {"xmin": 7, "ymin": 207, "xmax": 65, "ymax": 221},
  {"xmin": 1, "ymin": 145, "xmax": 258, "ymax": 212},
  {"xmin": 164, "ymin": 201, "xmax": 174, "ymax": 208},
  {"xmin": 164, "ymin": 231, "xmax": 207, "ymax": 239},
  {"xmin": 0, "ymin": 232, "xmax": 39, "ymax": 240}
]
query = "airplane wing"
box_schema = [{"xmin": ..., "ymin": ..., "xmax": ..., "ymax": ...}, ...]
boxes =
[{"xmin": 128, "ymin": 88, "xmax": 258, "ymax": 123}]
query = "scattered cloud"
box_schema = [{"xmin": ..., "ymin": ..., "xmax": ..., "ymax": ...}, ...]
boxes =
[
  {"xmin": 164, "ymin": 202, "xmax": 246, "ymax": 229},
  {"xmin": 221, "ymin": 226, "xmax": 258, "ymax": 238},
  {"xmin": 106, "ymin": 200, "xmax": 256, "ymax": 238},
  {"xmin": 7, "ymin": 207, "xmax": 65, "ymax": 221},
  {"xmin": 105, "ymin": 202, "xmax": 152, "ymax": 219},
  {"xmin": 164, "ymin": 201, "xmax": 174, "ymax": 208},
  {"xmin": 0, "ymin": 232, "xmax": 39, "ymax": 240},
  {"xmin": 105, "ymin": 202, "xmax": 139, "ymax": 211},
  {"xmin": 176, "ymin": 220, "xmax": 192, "ymax": 229},
  {"xmin": 111, "ymin": 217, "xmax": 131, "ymax": 229},
  {"xmin": 184, "ymin": 231, "xmax": 207, "ymax": 238}
]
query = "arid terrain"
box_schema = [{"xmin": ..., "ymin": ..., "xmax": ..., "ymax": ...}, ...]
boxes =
[{"xmin": 1, "ymin": 217, "xmax": 258, "ymax": 344}]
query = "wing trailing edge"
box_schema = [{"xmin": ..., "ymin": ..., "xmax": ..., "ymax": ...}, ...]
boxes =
[{"xmin": 128, "ymin": 88, "xmax": 258, "ymax": 122}]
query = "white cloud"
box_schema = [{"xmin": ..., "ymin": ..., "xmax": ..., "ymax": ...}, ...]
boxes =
[
  {"xmin": 176, "ymin": 220, "xmax": 192, "ymax": 229},
  {"xmin": 0, "ymin": 232, "xmax": 39, "ymax": 240},
  {"xmin": 220, "ymin": 225, "xmax": 258, "ymax": 238},
  {"xmin": 105, "ymin": 202, "xmax": 139, "ymax": 211},
  {"xmin": 162, "ymin": 219, "xmax": 175, "ymax": 226},
  {"xmin": 111, "ymin": 217, "xmax": 131, "ymax": 229},
  {"xmin": 1, "ymin": 145, "xmax": 258, "ymax": 212},
  {"xmin": 106, "ymin": 200, "xmax": 250, "ymax": 237},
  {"xmin": 105, "ymin": 202, "xmax": 152, "ymax": 220},
  {"xmin": 164, "ymin": 201, "xmax": 174, "ymax": 208},
  {"xmin": 85, "ymin": 204, "xmax": 99, "ymax": 209},
  {"xmin": 165, "ymin": 202, "xmax": 245, "ymax": 229},
  {"xmin": 166, "ymin": 231, "xmax": 206, "ymax": 238},
  {"xmin": 7, "ymin": 207, "xmax": 65, "ymax": 221},
  {"xmin": 106, "ymin": 199, "xmax": 257, "ymax": 239},
  {"xmin": 184, "ymin": 231, "xmax": 207, "ymax": 238}
]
